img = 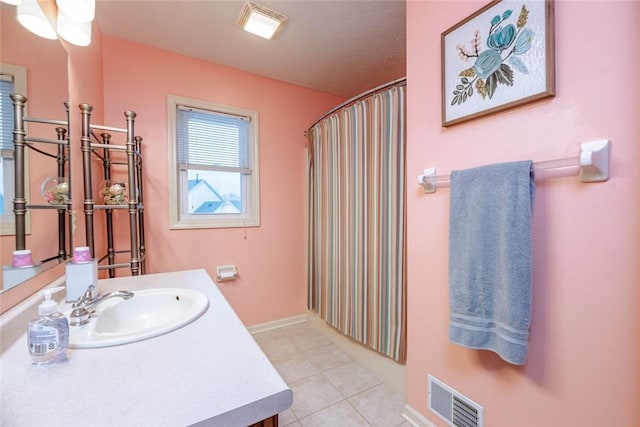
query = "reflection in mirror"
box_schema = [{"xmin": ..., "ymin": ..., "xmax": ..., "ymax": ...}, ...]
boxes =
[
  {"xmin": 0, "ymin": 4, "xmax": 70, "ymax": 297},
  {"xmin": 3, "ymin": 93, "xmax": 72, "ymax": 290}
]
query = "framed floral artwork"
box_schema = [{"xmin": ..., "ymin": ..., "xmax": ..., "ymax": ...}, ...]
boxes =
[{"xmin": 441, "ymin": 0, "xmax": 555, "ymax": 127}]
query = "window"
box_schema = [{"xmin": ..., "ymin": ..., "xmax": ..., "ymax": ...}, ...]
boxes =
[
  {"xmin": 0, "ymin": 63, "xmax": 28, "ymax": 236},
  {"xmin": 168, "ymin": 95, "xmax": 260, "ymax": 229}
]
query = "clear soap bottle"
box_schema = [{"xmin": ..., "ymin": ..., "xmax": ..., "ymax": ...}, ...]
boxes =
[{"xmin": 27, "ymin": 286, "xmax": 69, "ymax": 365}]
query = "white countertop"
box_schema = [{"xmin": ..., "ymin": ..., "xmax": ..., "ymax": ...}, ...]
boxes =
[{"xmin": 0, "ymin": 269, "xmax": 292, "ymax": 426}]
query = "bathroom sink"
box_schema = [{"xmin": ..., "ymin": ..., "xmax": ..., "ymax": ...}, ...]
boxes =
[{"xmin": 67, "ymin": 288, "xmax": 209, "ymax": 348}]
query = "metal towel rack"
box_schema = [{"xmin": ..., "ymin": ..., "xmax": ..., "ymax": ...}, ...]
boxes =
[{"xmin": 417, "ymin": 139, "xmax": 611, "ymax": 194}]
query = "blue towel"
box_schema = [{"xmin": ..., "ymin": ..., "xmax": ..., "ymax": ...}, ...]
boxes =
[{"xmin": 448, "ymin": 160, "xmax": 534, "ymax": 365}]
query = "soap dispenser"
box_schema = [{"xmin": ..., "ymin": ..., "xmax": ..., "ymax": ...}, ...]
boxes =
[{"xmin": 27, "ymin": 286, "xmax": 69, "ymax": 365}]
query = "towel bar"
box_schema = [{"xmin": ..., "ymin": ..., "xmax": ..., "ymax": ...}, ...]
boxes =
[{"xmin": 417, "ymin": 139, "xmax": 610, "ymax": 194}]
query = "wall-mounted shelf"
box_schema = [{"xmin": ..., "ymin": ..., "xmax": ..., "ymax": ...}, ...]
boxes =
[
  {"xmin": 10, "ymin": 94, "xmax": 72, "ymax": 262},
  {"xmin": 79, "ymin": 104, "xmax": 146, "ymax": 277}
]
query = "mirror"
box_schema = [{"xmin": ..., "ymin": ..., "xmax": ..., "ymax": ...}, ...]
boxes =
[{"xmin": 0, "ymin": 5, "xmax": 70, "ymax": 295}]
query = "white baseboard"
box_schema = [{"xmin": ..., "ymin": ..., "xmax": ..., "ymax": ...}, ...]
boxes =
[
  {"xmin": 247, "ymin": 314, "xmax": 307, "ymax": 334},
  {"xmin": 402, "ymin": 404, "xmax": 437, "ymax": 427}
]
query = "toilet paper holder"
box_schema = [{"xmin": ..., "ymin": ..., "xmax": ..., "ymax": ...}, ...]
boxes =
[{"xmin": 216, "ymin": 265, "xmax": 238, "ymax": 282}]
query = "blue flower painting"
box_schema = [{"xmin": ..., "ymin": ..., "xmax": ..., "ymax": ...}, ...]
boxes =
[{"xmin": 451, "ymin": 4, "xmax": 534, "ymax": 105}]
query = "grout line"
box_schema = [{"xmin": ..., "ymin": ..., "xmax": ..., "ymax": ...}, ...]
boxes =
[
  {"xmin": 257, "ymin": 320, "xmax": 406, "ymax": 426},
  {"xmin": 347, "ymin": 398, "xmax": 375, "ymax": 427},
  {"xmin": 295, "ymin": 398, "xmax": 374, "ymax": 427},
  {"xmin": 304, "ymin": 313, "xmax": 406, "ymax": 398}
]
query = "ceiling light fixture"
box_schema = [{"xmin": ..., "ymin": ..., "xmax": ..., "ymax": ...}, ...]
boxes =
[
  {"xmin": 56, "ymin": 10, "xmax": 91, "ymax": 46},
  {"xmin": 237, "ymin": 2, "xmax": 287, "ymax": 40},
  {"xmin": 56, "ymin": 0, "xmax": 94, "ymax": 23},
  {"xmin": 13, "ymin": 0, "xmax": 94, "ymax": 46},
  {"xmin": 16, "ymin": 0, "xmax": 57, "ymax": 39}
]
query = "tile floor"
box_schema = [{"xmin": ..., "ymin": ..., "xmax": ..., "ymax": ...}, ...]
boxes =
[{"xmin": 252, "ymin": 321, "xmax": 410, "ymax": 427}]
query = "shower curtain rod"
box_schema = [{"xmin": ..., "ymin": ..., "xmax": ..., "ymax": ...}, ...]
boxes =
[{"xmin": 304, "ymin": 76, "xmax": 407, "ymax": 135}]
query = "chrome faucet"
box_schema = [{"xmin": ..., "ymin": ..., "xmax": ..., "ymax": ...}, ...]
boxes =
[{"xmin": 69, "ymin": 285, "xmax": 134, "ymax": 326}]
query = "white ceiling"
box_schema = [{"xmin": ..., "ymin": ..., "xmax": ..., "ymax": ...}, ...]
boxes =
[{"xmin": 95, "ymin": 0, "xmax": 406, "ymax": 99}]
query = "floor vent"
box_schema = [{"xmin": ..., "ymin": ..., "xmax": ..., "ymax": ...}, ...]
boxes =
[{"xmin": 428, "ymin": 375, "xmax": 483, "ymax": 427}]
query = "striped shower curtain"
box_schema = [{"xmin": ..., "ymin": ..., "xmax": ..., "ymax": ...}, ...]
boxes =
[{"xmin": 306, "ymin": 82, "xmax": 406, "ymax": 363}]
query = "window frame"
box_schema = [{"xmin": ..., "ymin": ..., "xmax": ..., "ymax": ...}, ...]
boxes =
[
  {"xmin": 0, "ymin": 63, "xmax": 30, "ymax": 236},
  {"xmin": 167, "ymin": 94, "xmax": 260, "ymax": 229}
]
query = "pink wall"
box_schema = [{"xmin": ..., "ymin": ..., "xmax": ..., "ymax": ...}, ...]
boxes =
[
  {"xmin": 406, "ymin": 1, "xmax": 640, "ymax": 426},
  {"xmin": 99, "ymin": 37, "xmax": 344, "ymax": 325},
  {"xmin": 65, "ymin": 19, "xmax": 105, "ymax": 255}
]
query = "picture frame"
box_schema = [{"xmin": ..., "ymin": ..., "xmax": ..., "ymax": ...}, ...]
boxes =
[{"xmin": 441, "ymin": 0, "xmax": 555, "ymax": 127}]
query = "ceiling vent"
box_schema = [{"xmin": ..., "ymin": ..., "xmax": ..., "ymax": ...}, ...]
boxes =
[
  {"xmin": 237, "ymin": 2, "xmax": 287, "ymax": 40},
  {"xmin": 428, "ymin": 375, "xmax": 483, "ymax": 427}
]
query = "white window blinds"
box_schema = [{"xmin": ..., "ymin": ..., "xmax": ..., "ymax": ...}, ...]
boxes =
[
  {"xmin": 176, "ymin": 105, "xmax": 251, "ymax": 175},
  {"xmin": 0, "ymin": 76, "xmax": 14, "ymax": 153}
]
